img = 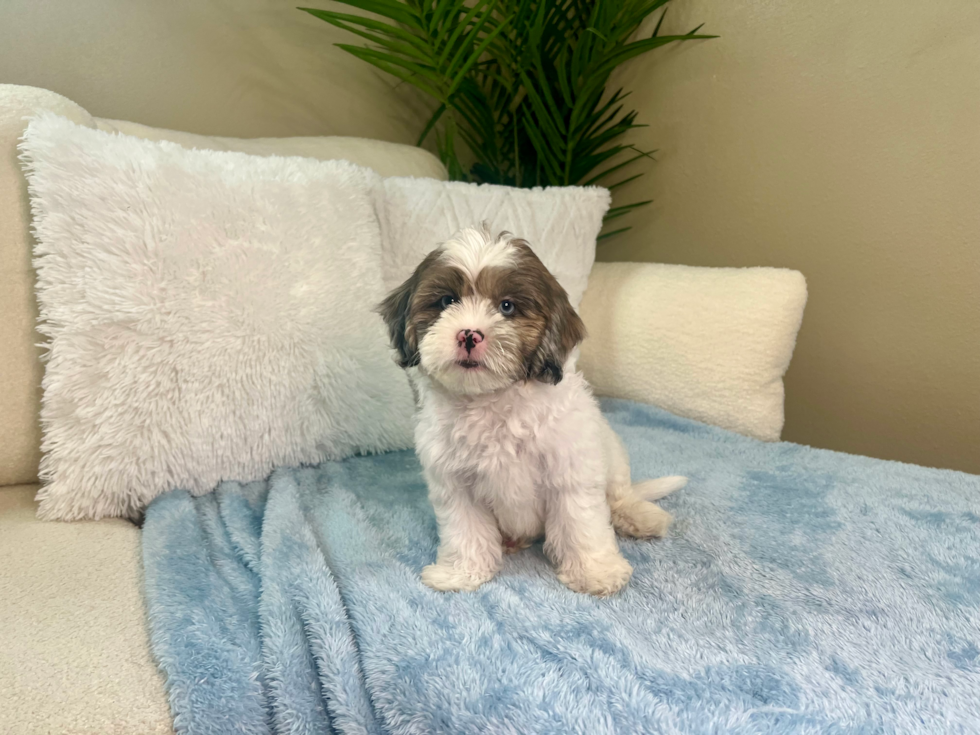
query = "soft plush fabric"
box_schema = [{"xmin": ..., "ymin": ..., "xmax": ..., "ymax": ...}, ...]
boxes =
[
  {"xmin": 21, "ymin": 113, "xmax": 416, "ymax": 520},
  {"xmin": 376, "ymin": 178, "xmax": 610, "ymax": 308},
  {"xmin": 0, "ymin": 84, "xmax": 447, "ymax": 489},
  {"xmin": 579, "ymin": 262, "xmax": 807, "ymax": 441},
  {"xmin": 0, "ymin": 485, "xmax": 173, "ymax": 734},
  {"xmin": 0, "ymin": 85, "xmax": 98, "ymax": 487},
  {"xmin": 143, "ymin": 399, "xmax": 980, "ymax": 734}
]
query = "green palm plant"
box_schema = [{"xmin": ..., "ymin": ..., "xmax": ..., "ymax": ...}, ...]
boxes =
[{"xmin": 301, "ymin": 0, "xmax": 713, "ymax": 238}]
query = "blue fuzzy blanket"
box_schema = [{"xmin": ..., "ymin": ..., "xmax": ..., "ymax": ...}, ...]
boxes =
[{"xmin": 143, "ymin": 400, "xmax": 980, "ymax": 734}]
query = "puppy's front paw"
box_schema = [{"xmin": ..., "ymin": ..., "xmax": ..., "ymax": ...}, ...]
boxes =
[
  {"xmin": 421, "ymin": 563, "xmax": 494, "ymax": 592},
  {"xmin": 558, "ymin": 554, "xmax": 633, "ymax": 597}
]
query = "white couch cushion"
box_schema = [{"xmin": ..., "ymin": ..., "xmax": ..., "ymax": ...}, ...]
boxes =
[
  {"xmin": 579, "ymin": 262, "xmax": 807, "ymax": 441},
  {"xmin": 0, "ymin": 485, "xmax": 172, "ymax": 734}
]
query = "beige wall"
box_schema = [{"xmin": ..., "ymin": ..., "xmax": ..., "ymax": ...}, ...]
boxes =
[
  {"xmin": 603, "ymin": 0, "xmax": 980, "ymax": 473},
  {"xmin": 2, "ymin": 1, "xmax": 977, "ymax": 473},
  {"xmin": 0, "ymin": 0, "xmax": 431, "ymax": 141}
]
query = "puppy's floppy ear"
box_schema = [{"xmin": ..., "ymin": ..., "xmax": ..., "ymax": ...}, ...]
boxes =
[
  {"xmin": 377, "ymin": 274, "xmax": 421, "ymax": 369},
  {"xmin": 514, "ymin": 240, "xmax": 586, "ymax": 385},
  {"xmin": 376, "ymin": 247, "xmax": 443, "ymax": 369},
  {"xmin": 526, "ymin": 293, "xmax": 586, "ymax": 384}
]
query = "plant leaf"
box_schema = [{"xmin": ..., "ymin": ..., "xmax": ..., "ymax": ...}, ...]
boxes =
[
  {"xmin": 596, "ymin": 226, "xmax": 631, "ymax": 241},
  {"xmin": 417, "ymin": 103, "xmax": 446, "ymax": 146},
  {"xmin": 301, "ymin": 0, "xmax": 419, "ymax": 28},
  {"xmin": 306, "ymin": 0, "xmax": 713, "ymax": 229},
  {"xmin": 604, "ymin": 199, "xmax": 653, "ymax": 220}
]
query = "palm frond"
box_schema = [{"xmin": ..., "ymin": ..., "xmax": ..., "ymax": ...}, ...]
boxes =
[{"xmin": 302, "ymin": 0, "xmax": 713, "ymax": 238}]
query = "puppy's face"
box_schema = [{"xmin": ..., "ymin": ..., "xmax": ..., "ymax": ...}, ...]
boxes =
[{"xmin": 378, "ymin": 227, "xmax": 585, "ymax": 395}]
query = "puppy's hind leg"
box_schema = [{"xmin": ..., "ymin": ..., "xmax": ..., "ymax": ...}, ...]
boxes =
[{"xmin": 601, "ymin": 419, "xmax": 685, "ymax": 539}]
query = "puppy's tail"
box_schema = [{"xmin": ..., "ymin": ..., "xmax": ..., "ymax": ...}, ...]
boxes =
[
  {"xmin": 611, "ymin": 476, "xmax": 686, "ymax": 539},
  {"xmin": 632, "ymin": 476, "xmax": 688, "ymax": 501}
]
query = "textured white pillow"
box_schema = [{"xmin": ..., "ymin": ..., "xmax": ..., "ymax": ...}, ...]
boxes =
[
  {"xmin": 578, "ymin": 262, "xmax": 807, "ymax": 442},
  {"xmin": 376, "ymin": 178, "xmax": 610, "ymax": 308},
  {"xmin": 21, "ymin": 114, "xmax": 415, "ymax": 520}
]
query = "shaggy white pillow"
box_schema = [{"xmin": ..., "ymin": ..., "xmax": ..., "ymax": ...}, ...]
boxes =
[
  {"xmin": 578, "ymin": 262, "xmax": 808, "ymax": 442},
  {"xmin": 376, "ymin": 178, "xmax": 610, "ymax": 308},
  {"xmin": 21, "ymin": 114, "xmax": 415, "ymax": 520}
]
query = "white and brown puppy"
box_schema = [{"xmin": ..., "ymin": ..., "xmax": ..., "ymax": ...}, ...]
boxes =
[{"xmin": 379, "ymin": 225, "xmax": 685, "ymax": 596}]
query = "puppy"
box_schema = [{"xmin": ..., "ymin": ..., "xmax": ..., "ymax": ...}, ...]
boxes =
[{"xmin": 378, "ymin": 225, "xmax": 686, "ymax": 596}]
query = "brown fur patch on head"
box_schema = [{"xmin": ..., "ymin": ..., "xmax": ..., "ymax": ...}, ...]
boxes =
[
  {"xmin": 478, "ymin": 237, "xmax": 586, "ymax": 384},
  {"xmin": 377, "ymin": 248, "xmax": 468, "ymax": 368}
]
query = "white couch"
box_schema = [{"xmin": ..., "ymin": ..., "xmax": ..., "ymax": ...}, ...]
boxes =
[
  {"xmin": 0, "ymin": 83, "xmax": 449, "ymax": 735},
  {"xmin": 0, "ymin": 84, "xmax": 805, "ymax": 734}
]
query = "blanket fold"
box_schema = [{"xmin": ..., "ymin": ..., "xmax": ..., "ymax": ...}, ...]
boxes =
[{"xmin": 143, "ymin": 401, "xmax": 980, "ymax": 734}]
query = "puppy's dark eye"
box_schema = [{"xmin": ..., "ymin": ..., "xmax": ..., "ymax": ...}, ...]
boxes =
[
  {"xmin": 439, "ymin": 294, "xmax": 458, "ymax": 309},
  {"xmin": 499, "ymin": 300, "xmax": 515, "ymax": 316}
]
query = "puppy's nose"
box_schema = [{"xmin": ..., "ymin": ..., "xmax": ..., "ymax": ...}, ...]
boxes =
[{"xmin": 456, "ymin": 329, "xmax": 484, "ymax": 352}]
